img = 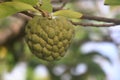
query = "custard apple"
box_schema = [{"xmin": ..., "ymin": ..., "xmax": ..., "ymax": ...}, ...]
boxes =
[{"xmin": 25, "ymin": 16, "xmax": 74, "ymax": 61}]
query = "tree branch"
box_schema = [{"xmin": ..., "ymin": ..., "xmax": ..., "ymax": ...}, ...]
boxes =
[
  {"xmin": 0, "ymin": 13, "xmax": 30, "ymax": 46},
  {"xmin": 20, "ymin": 11, "xmax": 120, "ymax": 26}
]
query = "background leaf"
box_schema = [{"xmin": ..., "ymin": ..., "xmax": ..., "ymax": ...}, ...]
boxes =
[
  {"xmin": 40, "ymin": 0, "xmax": 53, "ymax": 13},
  {"xmin": 12, "ymin": 0, "xmax": 39, "ymax": 6},
  {"xmin": 0, "ymin": 1, "xmax": 37, "ymax": 18},
  {"xmin": 105, "ymin": 0, "xmax": 120, "ymax": 5},
  {"xmin": 53, "ymin": 10, "xmax": 82, "ymax": 19}
]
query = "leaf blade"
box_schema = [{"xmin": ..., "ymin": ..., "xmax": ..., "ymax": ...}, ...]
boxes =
[
  {"xmin": 40, "ymin": 0, "xmax": 53, "ymax": 13},
  {"xmin": 0, "ymin": 1, "xmax": 37, "ymax": 18},
  {"xmin": 12, "ymin": 0, "xmax": 39, "ymax": 6},
  {"xmin": 53, "ymin": 10, "xmax": 82, "ymax": 19}
]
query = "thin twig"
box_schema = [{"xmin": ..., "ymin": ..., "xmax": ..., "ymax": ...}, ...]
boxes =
[
  {"xmin": 20, "ymin": 11, "xmax": 35, "ymax": 18},
  {"xmin": 71, "ymin": 21, "xmax": 116, "ymax": 27},
  {"xmin": 81, "ymin": 15, "xmax": 120, "ymax": 25}
]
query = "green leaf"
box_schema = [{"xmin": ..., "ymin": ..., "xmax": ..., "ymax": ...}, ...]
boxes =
[
  {"xmin": 105, "ymin": 0, "xmax": 120, "ymax": 5},
  {"xmin": 12, "ymin": 0, "xmax": 39, "ymax": 6},
  {"xmin": 40, "ymin": 0, "xmax": 53, "ymax": 13},
  {"xmin": 53, "ymin": 10, "xmax": 82, "ymax": 19},
  {"xmin": 0, "ymin": 1, "xmax": 37, "ymax": 18}
]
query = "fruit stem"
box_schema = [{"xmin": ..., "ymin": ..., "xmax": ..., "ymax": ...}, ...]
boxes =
[{"xmin": 34, "ymin": 5, "xmax": 52, "ymax": 20}]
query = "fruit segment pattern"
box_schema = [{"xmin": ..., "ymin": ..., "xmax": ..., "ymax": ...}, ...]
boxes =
[{"xmin": 25, "ymin": 16, "xmax": 74, "ymax": 61}]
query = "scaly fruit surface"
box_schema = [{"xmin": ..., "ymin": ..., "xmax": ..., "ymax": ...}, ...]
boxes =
[{"xmin": 25, "ymin": 16, "xmax": 74, "ymax": 61}]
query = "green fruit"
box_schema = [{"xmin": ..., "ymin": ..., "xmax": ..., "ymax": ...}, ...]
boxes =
[{"xmin": 25, "ymin": 16, "xmax": 74, "ymax": 61}]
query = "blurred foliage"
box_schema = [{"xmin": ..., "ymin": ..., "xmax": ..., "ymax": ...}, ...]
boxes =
[
  {"xmin": 105, "ymin": 0, "xmax": 120, "ymax": 5},
  {"xmin": 0, "ymin": 17, "xmax": 11, "ymax": 29},
  {"xmin": 0, "ymin": 21, "xmax": 105, "ymax": 80}
]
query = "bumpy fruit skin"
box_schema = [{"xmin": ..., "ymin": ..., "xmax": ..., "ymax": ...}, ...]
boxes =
[{"xmin": 25, "ymin": 16, "xmax": 74, "ymax": 61}]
